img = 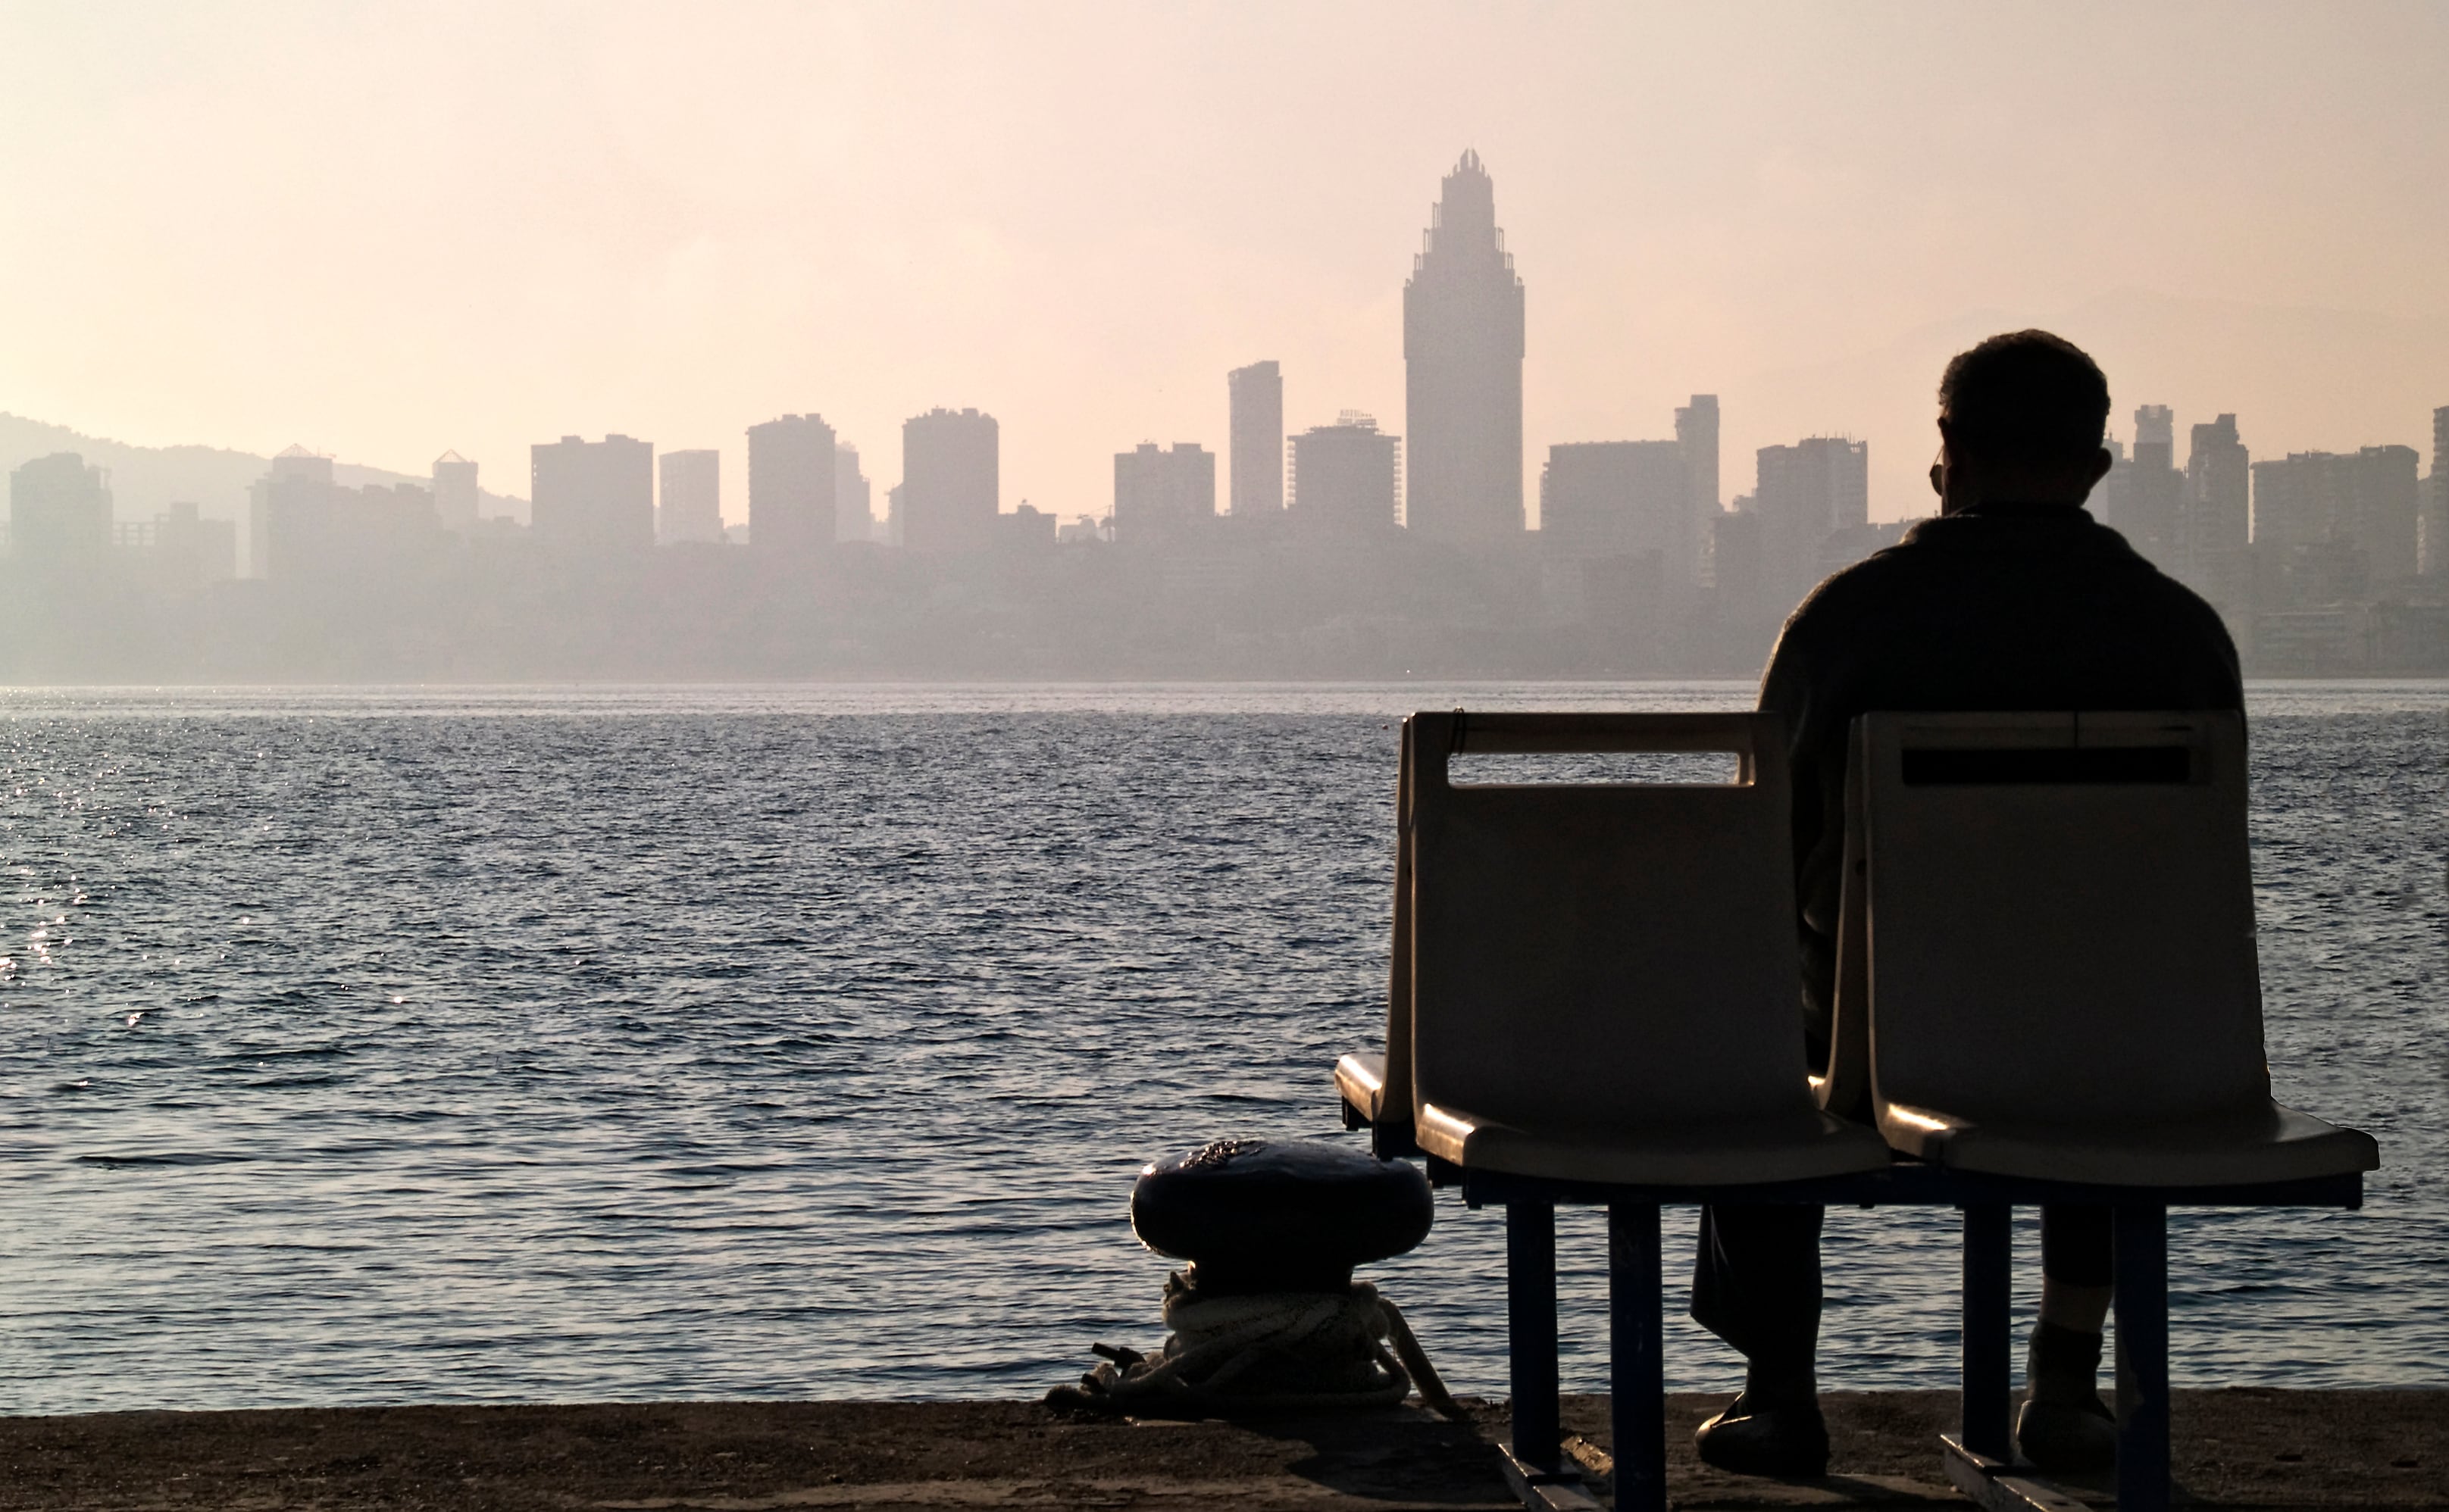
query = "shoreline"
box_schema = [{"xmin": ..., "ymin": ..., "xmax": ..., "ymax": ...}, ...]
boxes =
[{"xmin": 4, "ymin": 1389, "xmax": 2441, "ymax": 1510}]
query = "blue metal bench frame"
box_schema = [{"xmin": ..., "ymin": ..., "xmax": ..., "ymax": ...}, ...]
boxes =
[{"xmin": 1346, "ymin": 1100, "xmax": 2360, "ymax": 1512}]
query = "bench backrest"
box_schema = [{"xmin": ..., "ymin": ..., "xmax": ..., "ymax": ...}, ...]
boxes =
[
  {"xmin": 1377, "ymin": 714, "xmax": 1419, "ymax": 1125},
  {"xmin": 1854, "ymin": 710, "xmax": 2272, "ymax": 1125},
  {"xmin": 1408, "ymin": 711, "xmax": 1816, "ymax": 1131}
]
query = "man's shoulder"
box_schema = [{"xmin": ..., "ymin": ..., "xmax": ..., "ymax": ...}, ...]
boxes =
[
  {"xmin": 1778, "ymin": 533, "xmax": 1927, "ymax": 636},
  {"xmin": 1764, "ymin": 504, "xmax": 2242, "ymax": 709},
  {"xmin": 1791, "ymin": 507, "xmax": 2217, "ymax": 620}
]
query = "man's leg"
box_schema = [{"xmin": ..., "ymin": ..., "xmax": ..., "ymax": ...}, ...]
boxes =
[
  {"xmin": 1689, "ymin": 1204, "xmax": 1828, "ymax": 1477},
  {"xmin": 2017, "ymin": 1203, "xmax": 2116, "ymax": 1471}
]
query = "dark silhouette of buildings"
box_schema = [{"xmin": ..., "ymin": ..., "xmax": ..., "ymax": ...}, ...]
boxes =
[
  {"xmin": 902, "ymin": 408, "xmax": 999, "ymax": 554},
  {"xmin": 9, "ymin": 452, "xmax": 112, "ymax": 562},
  {"xmin": 1228, "ymin": 361, "xmax": 1284, "ymax": 515},
  {"xmin": 532, "ymin": 434, "xmax": 652, "ymax": 557},
  {"xmin": 433, "ymin": 451, "xmax": 480, "ymax": 534},
  {"xmin": 1290, "ymin": 414, "xmax": 1400, "ymax": 533},
  {"xmin": 658, "ymin": 448, "xmax": 722, "ymax": 545},
  {"xmin": 835, "ymin": 443, "xmax": 874, "ymax": 543},
  {"xmin": 1403, "ymin": 151, "xmax": 1524, "ymax": 547},
  {"xmin": 746, "ymin": 414, "xmax": 836, "ymax": 555},
  {"xmin": 1113, "ymin": 442, "xmax": 1215, "ymax": 544}
]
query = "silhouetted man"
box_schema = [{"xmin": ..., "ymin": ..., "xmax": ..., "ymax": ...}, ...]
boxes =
[{"xmin": 1692, "ymin": 330, "xmax": 2244, "ymax": 1479}]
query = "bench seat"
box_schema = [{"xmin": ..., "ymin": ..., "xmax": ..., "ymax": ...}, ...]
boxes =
[
  {"xmin": 1334, "ymin": 1051, "xmax": 1392, "ymax": 1124},
  {"xmin": 1417, "ymin": 1100, "xmax": 1889, "ymax": 1187},
  {"xmin": 1875, "ymin": 1098, "xmax": 2379, "ymax": 1187}
]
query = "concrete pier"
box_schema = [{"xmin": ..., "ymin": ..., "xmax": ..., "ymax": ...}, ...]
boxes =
[{"xmin": 1, "ymin": 1390, "xmax": 2439, "ymax": 1509}]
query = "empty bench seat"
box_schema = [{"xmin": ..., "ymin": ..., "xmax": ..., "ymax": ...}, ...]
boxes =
[
  {"xmin": 1402, "ymin": 711, "xmax": 1885, "ymax": 1186},
  {"xmin": 1843, "ymin": 711, "xmax": 2377, "ymax": 1187}
]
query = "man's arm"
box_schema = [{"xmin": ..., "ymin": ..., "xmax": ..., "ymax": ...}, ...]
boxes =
[{"xmin": 1756, "ymin": 597, "xmax": 1847, "ymax": 1053}]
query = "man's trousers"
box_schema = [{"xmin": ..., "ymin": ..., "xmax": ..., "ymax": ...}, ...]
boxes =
[{"xmin": 1691, "ymin": 1204, "xmax": 2116, "ymax": 1372}]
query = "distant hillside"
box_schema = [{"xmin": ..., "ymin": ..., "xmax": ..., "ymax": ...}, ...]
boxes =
[{"xmin": 0, "ymin": 414, "xmax": 528, "ymax": 526}]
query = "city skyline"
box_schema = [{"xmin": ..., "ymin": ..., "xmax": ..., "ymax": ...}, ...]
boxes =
[{"xmin": 5, "ymin": 5, "xmax": 2447, "ymax": 534}]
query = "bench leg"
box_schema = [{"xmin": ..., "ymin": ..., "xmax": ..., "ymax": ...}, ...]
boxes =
[
  {"xmin": 2114, "ymin": 1204, "xmax": 2170, "ymax": 1512},
  {"xmin": 1506, "ymin": 1200, "xmax": 1562, "ymax": 1474},
  {"xmin": 1609, "ymin": 1201, "xmax": 1666, "ymax": 1512},
  {"xmin": 1960, "ymin": 1203, "xmax": 2013, "ymax": 1461}
]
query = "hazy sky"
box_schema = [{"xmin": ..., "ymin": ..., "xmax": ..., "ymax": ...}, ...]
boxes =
[{"xmin": 4, "ymin": 2, "xmax": 2444, "ymax": 525}]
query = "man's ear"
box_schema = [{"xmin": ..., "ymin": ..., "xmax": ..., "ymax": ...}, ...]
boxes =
[{"xmin": 2088, "ymin": 447, "xmax": 2113, "ymax": 486}]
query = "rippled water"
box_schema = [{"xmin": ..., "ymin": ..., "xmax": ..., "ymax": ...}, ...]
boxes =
[{"xmin": 1, "ymin": 682, "xmax": 2441, "ymax": 1414}]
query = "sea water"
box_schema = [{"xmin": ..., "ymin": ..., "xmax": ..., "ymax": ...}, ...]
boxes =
[{"xmin": 0, "ymin": 682, "xmax": 2440, "ymax": 1413}]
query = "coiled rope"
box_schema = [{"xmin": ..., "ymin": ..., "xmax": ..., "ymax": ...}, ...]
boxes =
[{"xmin": 1047, "ymin": 1270, "xmax": 1460, "ymax": 1418}]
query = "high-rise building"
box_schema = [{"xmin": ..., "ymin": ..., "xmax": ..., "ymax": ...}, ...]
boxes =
[
  {"xmin": 531, "ymin": 435, "xmax": 654, "ymax": 556},
  {"xmin": 8, "ymin": 452, "xmax": 113, "ymax": 562},
  {"xmin": 1709, "ymin": 507, "xmax": 1766, "ymax": 608},
  {"xmin": 1289, "ymin": 414, "xmax": 1400, "ymax": 533},
  {"xmin": 1538, "ymin": 441, "xmax": 1694, "ymax": 590},
  {"xmin": 433, "ymin": 451, "xmax": 480, "ymax": 533},
  {"xmin": 251, "ymin": 457, "xmax": 438, "ymax": 584},
  {"xmin": 2182, "ymin": 414, "xmax": 2251, "ymax": 618},
  {"xmin": 2185, "ymin": 415, "xmax": 2250, "ymax": 559},
  {"xmin": 901, "ymin": 408, "xmax": 999, "ymax": 553},
  {"xmin": 1228, "ymin": 361, "xmax": 1284, "ymax": 515},
  {"xmin": 746, "ymin": 414, "xmax": 836, "ymax": 555},
  {"xmin": 2103, "ymin": 405, "xmax": 2181, "ymax": 568},
  {"xmin": 150, "ymin": 501, "xmax": 237, "ymax": 586},
  {"xmin": 658, "ymin": 449, "xmax": 721, "ymax": 545},
  {"xmin": 2251, "ymin": 446, "xmax": 2421, "ymax": 567},
  {"xmin": 248, "ymin": 445, "xmax": 333, "ymax": 577},
  {"xmin": 1113, "ymin": 442, "xmax": 1215, "ymax": 544},
  {"xmin": 1674, "ymin": 395, "xmax": 1721, "ymax": 518},
  {"xmin": 1403, "ymin": 150, "xmax": 1524, "ymax": 547},
  {"xmin": 835, "ymin": 443, "xmax": 874, "ymax": 543},
  {"xmin": 1752, "ymin": 436, "xmax": 1869, "ymax": 608},
  {"xmin": 2423, "ymin": 406, "xmax": 2449, "ymax": 579}
]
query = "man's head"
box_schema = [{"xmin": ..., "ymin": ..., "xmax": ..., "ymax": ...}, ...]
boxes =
[{"xmin": 1932, "ymin": 330, "xmax": 2113, "ymax": 512}]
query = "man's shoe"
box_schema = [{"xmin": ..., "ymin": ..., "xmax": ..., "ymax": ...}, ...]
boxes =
[
  {"xmin": 2015, "ymin": 1396, "xmax": 2117, "ymax": 1474},
  {"xmin": 2016, "ymin": 1320, "xmax": 2116, "ymax": 1474},
  {"xmin": 1694, "ymin": 1391, "xmax": 1830, "ymax": 1479}
]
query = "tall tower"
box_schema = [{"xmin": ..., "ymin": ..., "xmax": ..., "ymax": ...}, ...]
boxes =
[
  {"xmin": 746, "ymin": 414, "xmax": 837, "ymax": 555},
  {"xmin": 902, "ymin": 408, "xmax": 999, "ymax": 553},
  {"xmin": 1403, "ymin": 150, "xmax": 1525, "ymax": 547},
  {"xmin": 1674, "ymin": 395, "xmax": 1720, "ymax": 518},
  {"xmin": 1289, "ymin": 414, "xmax": 1401, "ymax": 533},
  {"xmin": 2423, "ymin": 405, "xmax": 2448, "ymax": 578},
  {"xmin": 1228, "ymin": 361, "xmax": 1284, "ymax": 514},
  {"xmin": 531, "ymin": 435, "xmax": 653, "ymax": 556},
  {"xmin": 432, "ymin": 451, "xmax": 480, "ymax": 533},
  {"xmin": 835, "ymin": 443, "xmax": 874, "ymax": 543},
  {"xmin": 1113, "ymin": 442, "xmax": 1215, "ymax": 544},
  {"xmin": 658, "ymin": 449, "xmax": 722, "ymax": 545},
  {"xmin": 2185, "ymin": 415, "xmax": 2249, "ymax": 556},
  {"xmin": 2111, "ymin": 405, "xmax": 2182, "ymax": 569}
]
